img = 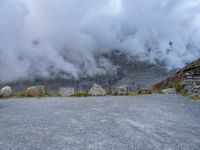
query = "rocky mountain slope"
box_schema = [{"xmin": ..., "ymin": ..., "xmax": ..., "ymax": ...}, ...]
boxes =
[
  {"xmin": 0, "ymin": 50, "xmax": 173, "ymax": 92},
  {"xmin": 154, "ymin": 58, "xmax": 200, "ymax": 97}
]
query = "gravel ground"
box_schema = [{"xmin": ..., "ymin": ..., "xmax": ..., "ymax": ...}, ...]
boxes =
[{"xmin": 0, "ymin": 95, "xmax": 200, "ymax": 150}]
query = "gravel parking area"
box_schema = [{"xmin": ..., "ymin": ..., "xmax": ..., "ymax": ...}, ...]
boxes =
[{"xmin": 0, "ymin": 95, "xmax": 200, "ymax": 150}]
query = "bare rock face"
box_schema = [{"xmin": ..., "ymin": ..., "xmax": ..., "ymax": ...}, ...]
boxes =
[
  {"xmin": 116, "ymin": 85, "xmax": 128, "ymax": 95},
  {"xmin": 88, "ymin": 83, "xmax": 106, "ymax": 96},
  {"xmin": 59, "ymin": 87, "xmax": 75, "ymax": 97},
  {"xmin": 27, "ymin": 85, "xmax": 46, "ymax": 97},
  {"xmin": 162, "ymin": 88, "xmax": 176, "ymax": 94},
  {"xmin": 0, "ymin": 86, "xmax": 12, "ymax": 97}
]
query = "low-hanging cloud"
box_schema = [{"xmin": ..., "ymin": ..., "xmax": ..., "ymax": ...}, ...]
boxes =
[{"xmin": 0, "ymin": 0, "xmax": 200, "ymax": 83}]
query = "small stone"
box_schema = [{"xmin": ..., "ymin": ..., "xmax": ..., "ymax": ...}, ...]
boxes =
[
  {"xmin": 116, "ymin": 85, "xmax": 128, "ymax": 95},
  {"xmin": 191, "ymin": 93, "xmax": 198, "ymax": 97},
  {"xmin": 162, "ymin": 88, "xmax": 176, "ymax": 94},
  {"xmin": 137, "ymin": 89, "xmax": 152, "ymax": 95}
]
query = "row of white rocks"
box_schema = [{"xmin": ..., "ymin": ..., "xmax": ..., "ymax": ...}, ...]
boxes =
[
  {"xmin": 59, "ymin": 84, "xmax": 108, "ymax": 97},
  {"xmin": 59, "ymin": 84, "xmax": 106, "ymax": 97},
  {"xmin": 0, "ymin": 83, "xmax": 129, "ymax": 98},
  {"xmin": 0, "ymin": 84, "xmax": 177, "ymax": 98},
  {"xmin": 59, "ymin": 84, "xmax": 129, "ymax": 97}
]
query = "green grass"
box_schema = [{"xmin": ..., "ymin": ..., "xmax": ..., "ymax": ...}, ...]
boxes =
[
  {"xmin": 45, "ymin": 91, "xmax": 60, "ymax": 97},
  {"xmin": 168, "ymin": 82, "xmax": 186, "ymax": 94},
  {"xmin": 106, "ymin": 91, "xmax": 119, "ymax": 96},
  {"xmin": 168, "ymin": 82, "xmax": 180, "ymax": 90},
  {"xmin": 0, "ymin": 92, "xmax": 27, "ymax": 99},
  {"xmin": 196, "ymin": 97, "xmax": 200, "ymax": 102},
  {"xmin": 0, "ymin": 90, "xmax": 154, "ymax": 98},
  {"xmin": 72, "ymin": 91, "xmax": 91, "ymax": 97},
  {"xmin": 12, "ymin": 92, "xmax": 27, "ymax": 97},
  {"xmin": 128, "ymin": 92, "xmax": 140, "ymax": 96}
]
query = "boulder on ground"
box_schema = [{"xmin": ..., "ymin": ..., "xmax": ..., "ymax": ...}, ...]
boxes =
[
  {"xmin": 137, "ymin": 89, "xmax": 152, "ymax": 95},
  {"xmin": 162, "ymin": 88, "xmax": 176, "ymax": 94},
  {"xmin": 0, "ymin": 86, "xmax": 12, "ymax": 97},
  {"xmin": 116, "ymin": 85, "xmax": 128, "ymax": 95},
  {"xmin": 59, "ymin": 87, "xmax": 75, "ymax": 97},
  {"xmin": 27, "ymin": 85, "xmax": 46, "ymax": 97},
  {"xmin": 88, "ymin": 83, "xmax": 106, "ymax": 96}
]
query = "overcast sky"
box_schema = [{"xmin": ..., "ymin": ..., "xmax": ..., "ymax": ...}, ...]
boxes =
[{"xmin": 0, "ymin": 0, "xmax": 200, "ymax": 82}]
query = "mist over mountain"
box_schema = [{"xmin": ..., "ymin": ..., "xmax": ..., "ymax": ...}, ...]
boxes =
[
  {"xmin": 1, "ymin": 50, "xmax": 172, "ymax": 92},
  {"xmin": 0, "ymin": 0, "xmax": 200, "ymax": 83}
]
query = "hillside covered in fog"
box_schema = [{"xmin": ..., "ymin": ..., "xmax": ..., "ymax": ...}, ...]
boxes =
[{"xmin": 0, "ymin": 0, "xmax": 200, "ymax": 84}]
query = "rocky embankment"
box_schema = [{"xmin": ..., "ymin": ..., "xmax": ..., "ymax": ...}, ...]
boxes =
[{"xmin": 153, "ymin": 58, "xmax": 200, "ymax": 98}]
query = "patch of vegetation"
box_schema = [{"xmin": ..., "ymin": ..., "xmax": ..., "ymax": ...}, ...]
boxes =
[
  {"xmin": 168, "ymin": 82, "xmax": 186, "ymax": 94},
  {"xmin": 154, "ymin": 76, "xmax": 178, "ymax": 91},
  {"xmin": 12, "ymin": 92, "xmax": 27, "ymax": 97},
  {"xmin": 72, "ymin": 91, "xmax": 91, "ymax": 97},
  {"xmin": 153, "ymin": 74, "xmax": 188, "ymax": 95},
  {"xmin": 196, "ymin": 98, "xmax": 200, "ymax": 102},
  {"xmin": 106, "ymin": 91, "xmax": 119, "ymax": 96},
  {"xmin": 45, "ymin": 91, "xmax": 60, "ymax": 97},
  {"xmin": 151, "ymin": 88, "xmax": 162, "ymax": 94},
  {"xmin": 128, "ymin": 92, "xmax": 140, "ymax": 96}
]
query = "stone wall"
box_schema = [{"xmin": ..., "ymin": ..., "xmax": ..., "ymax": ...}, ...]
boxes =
[{"xmin": 180, "ymin": 70, "xmax": 200, "ymax": 97}]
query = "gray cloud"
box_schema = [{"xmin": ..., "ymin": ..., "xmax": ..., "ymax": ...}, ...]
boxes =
[{"xmin": 0, "ymin": 0, "xmax": 200, "ymax": 83}]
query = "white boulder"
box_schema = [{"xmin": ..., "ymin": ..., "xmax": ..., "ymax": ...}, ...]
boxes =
[
  {"xmin": 88, "ymin": 83, "xmax": 106, "ymax": 96},
  {"xmin": 27, "ymin": 85, "xmax": 46, "ymax": 97},
  {"xmin": 0, "ymin": 86, "xmax": 12, "ymax": 97},
  {"xmin": 59, "ymin": 87, "xmax": 75, "ymax": 97},
  {"xmin": 162, "ymin": 88, "xmax": 176, "ymax": 94}
]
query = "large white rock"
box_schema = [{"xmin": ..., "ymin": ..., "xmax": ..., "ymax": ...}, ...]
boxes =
[
  {"xmin": 88, "ymin": 83, "xmax": 106, "ymax": 96},
  {"xmin": 27, "ymin": 85, "xmax": 46, "ymax": 97},
  {"xmin": 0, "ymin": 86, "xmax": 12, "ymax": 97},
  {"xmin": 59, "ymin": 87, "xmax": 75, "ymax": 97},
  {"xmin": 162, "ymin": 88, "xmax": 176, "ymax": 94}
]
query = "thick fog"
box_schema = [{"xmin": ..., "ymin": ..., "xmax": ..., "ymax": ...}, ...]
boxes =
[{"xmin": 0, "ymin": 0, "xmax": 200, "ymax": 83}]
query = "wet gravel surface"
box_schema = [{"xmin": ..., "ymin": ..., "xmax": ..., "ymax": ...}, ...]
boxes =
[{"xmin": 0, "ymin": 95, "xmax": 200, "ymax": 150}]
